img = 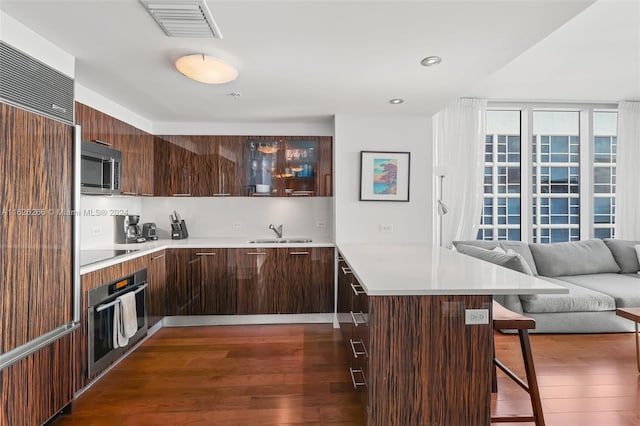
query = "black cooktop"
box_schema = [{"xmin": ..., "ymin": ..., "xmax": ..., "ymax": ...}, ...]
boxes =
[{"xmin": 80, "ymin": 249, "xmax": 140, "ymax": 267}]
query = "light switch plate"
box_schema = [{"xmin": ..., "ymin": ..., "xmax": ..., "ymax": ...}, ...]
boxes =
[{"xmin": 465, "ymin": 309, "xmax": 489, "ymax": 325}]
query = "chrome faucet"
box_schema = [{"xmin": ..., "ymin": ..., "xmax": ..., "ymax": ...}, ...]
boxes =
[{"xmin": 269, "ymin": 224, "xmax": 283, "ymax": 238}]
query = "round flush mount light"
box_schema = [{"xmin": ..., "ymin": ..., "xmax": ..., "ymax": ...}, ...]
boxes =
[
  {"xmin": 420, "ymin": 56, "xmax": 442, "ymax": 67},
  {"xmin": 175, "ymin": 54, "xmax": 238, "ymax": 84},
  {"xmin": 389, "ymin": 98, "xmax": 404, "ymax": 105}
]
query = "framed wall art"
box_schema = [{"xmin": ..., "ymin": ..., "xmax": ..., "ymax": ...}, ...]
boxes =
[{"xmin": 359, "ymin": 151, "xmax": 410, "ymax": 202}]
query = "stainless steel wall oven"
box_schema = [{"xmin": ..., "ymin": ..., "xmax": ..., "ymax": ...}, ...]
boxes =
[{"xmin": 87, "ymin": 269, "xmax": 148, "ymax": 377}]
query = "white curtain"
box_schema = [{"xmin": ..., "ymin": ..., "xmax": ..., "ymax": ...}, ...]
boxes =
[
  {"xmin": 433, "ymin": 98, "xmax": 487, "ymax": 247},
  {"xmin": 615, "ymin": 101, "xmax": 640, "ymax": 239}
]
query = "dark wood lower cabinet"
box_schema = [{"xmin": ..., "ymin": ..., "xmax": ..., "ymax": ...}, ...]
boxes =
[
  {"xmin": 234, "ymin": 248, "xmax": 278, "ymax": 314},
  {"xmin": 0, "ymin": 333, "xmax": 73, "ymax": 426},
  {"xmin": 165, "ymin": 249, "xmax": 202, "ymax": 315},
  {"xmin": 278, "ymin": 247, "xmax": 334, "ymax": 313},
  {"xmin": 197, "ymin": 249, "xmax": 236, "ymax": 315},
  {"xmin": 337, "ymin": 253, "xmax": 493, "ymax": 426},
  {"xmin": 147, "ymin": 251, "xmax": 167, "ymax": 327}
]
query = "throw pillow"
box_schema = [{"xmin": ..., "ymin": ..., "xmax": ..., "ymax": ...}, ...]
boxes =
[
  {"xmin": 455, "ymin": 244, "xmax": 532, "ymax": 275},
  {"xmin": 604, "ymin": 239, "xmax": 640, "ymax": 273},
  {"xmin": 529, "ymin": 239, "xmax": 621, "ymax": 277},
  {"xmin": 635, "ymin": 245, "xmax": 640, "ymax": 275},
  {"xmin": 506, "ymin": 249, "xmax": 534, "ymax": 276}
]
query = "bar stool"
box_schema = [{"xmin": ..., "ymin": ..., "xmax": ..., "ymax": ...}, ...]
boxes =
[{"xmin": 491, "ymin": 301, "xmax": 545, "ymax": 426}]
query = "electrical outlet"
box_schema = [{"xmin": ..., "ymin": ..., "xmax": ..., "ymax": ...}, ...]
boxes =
[
  {"xmin": 379, "ymin": 224, "xmax": 393, "ymax": 233},
  {"xmin": 92, "ymin": 226, "xmax": 102, "ymax": 236},
  {"xmin": 232, "ymin": 222, "xmax": 242, "ymax": 229},
  {"xmin": 316, "ymin": 220, "xmax": 326, "ymax": 228},
  {"xmin": 465, "ymin": 309, "xmax": 489, "ymax": 325}
]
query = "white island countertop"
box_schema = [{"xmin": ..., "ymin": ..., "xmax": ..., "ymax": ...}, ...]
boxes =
[{"xmin": 338, "ymin": 243, "xmax": 568, "ymax": 296}]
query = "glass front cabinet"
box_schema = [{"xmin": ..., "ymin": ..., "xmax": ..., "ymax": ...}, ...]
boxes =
[{"xmin": 246, "ymin": 137, "xmax": 331, "ymax": 197}]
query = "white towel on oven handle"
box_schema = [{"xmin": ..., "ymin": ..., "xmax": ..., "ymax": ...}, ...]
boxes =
[{"xmin": 113, "ymin": 291, "xmax": 138, "ymax": 348}]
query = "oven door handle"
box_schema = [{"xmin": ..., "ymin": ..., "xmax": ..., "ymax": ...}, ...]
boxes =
[{"xmin": 95, "ymin": 283, "xmax": 148, "ymax": 313}]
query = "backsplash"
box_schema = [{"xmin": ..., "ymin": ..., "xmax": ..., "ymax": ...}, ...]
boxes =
[
  {"xmin": 80, "ymin": 196, "xmax": 333, "ymax": 247},
  {"xmin": 80, "ymin": 195, "xmax": 143, "ymax": 248}
]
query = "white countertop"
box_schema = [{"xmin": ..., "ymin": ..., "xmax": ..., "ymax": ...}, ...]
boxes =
[
  {"xmin": 80, "ymin": 237, "xmax": 334, "ymax": 274},
  {"xmin": 338, "ymin": 243, "xmax": 568, "ymax": 296}
]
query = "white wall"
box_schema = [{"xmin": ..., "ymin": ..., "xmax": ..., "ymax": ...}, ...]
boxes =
[
  {"xmin": 141, "ymin": 197, "xmax": 333, "ymax": 241},
  {"xmin": 79, "ymin": 196, "xmax": 333, "ymax": 247},
  {"xmin": 334, "ymin": 115, "xmax": 432, "ymax": 244},
  {"xmin": 75, "ymin": 84, "xmax": 153, "ymax": 134},
  {"xmin": 153, "ymin": 120, "xmax": 333, "ymax": 137},
  {"xmin": 0, "ymin": 11, "xmax": 74, "ymax": 77},
  {"xmin": 80, "ymin": 196, "xmax": 143, "ymax": 249}
]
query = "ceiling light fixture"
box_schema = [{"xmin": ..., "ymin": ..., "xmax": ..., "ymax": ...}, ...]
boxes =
[
  {"xmin": 420, "ymin": 56, "xmax": 442, "ymax": 67},
  {"xmin": 175, "ymin": 54, "xmax": 238, "ymax": 84},
  {"xmin": 389, "ymin": 98, "xmax": 404, "ymax": 105}
]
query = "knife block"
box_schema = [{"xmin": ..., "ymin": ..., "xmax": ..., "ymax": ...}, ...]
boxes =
[{"xmin": 171, "ymin": 220, "xmax": 189, "ymax": 240}]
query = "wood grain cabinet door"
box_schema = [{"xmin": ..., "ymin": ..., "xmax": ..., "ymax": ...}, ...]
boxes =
[
  {"xmin": 197, "ymin": 249, "xmax": 236, "ymax": 315},
  {"xmin": 147, "ymin": 251, "xmax": 167, "ymax": 327},
  {"xmin": 278, "ymin": 247, "xmax": 334, "ymax": 314},
  {"xmin": 233, "ymin": 248, "xmax": 278, "ymax": 314}
]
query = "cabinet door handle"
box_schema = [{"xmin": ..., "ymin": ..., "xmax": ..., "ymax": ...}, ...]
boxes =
[
  {"xmin": 172, "ymin": 193, "xmax": 192, "ymax": 197},
  {"xmin": 151, "ymin": 254, "xmax": 165, "ymax": 260},
  {"xmin": 350, "ymin": 339, "xmax": 368, "ymax": 358},
  {"xmin": 122, "ymin": 191, "xmax": 137, "ymax": 195},
  {"xmin": 350, "ymin": 283, "xmax": 365, "ymax": 295},
  {"xmin": 196, "ymin": 252, "xmax": 217, "ymax": 256},
  {"xmin": 341, "ymin": 266, "xmax": 352, "ymax": 275},
  {"xmin": 289, "ymin": 251, "xmax": 309, "ymax": 255},
  {"xmin": 93, "ymin": 139, "xmax": 112, "ymax": 146},
  {"xmin": 246, "ymin": 252, "xmax": 266, "ymax": 256},
  {"xmin": 350, "ymin": 311, "xmax": 367, "ymax": 327},
  {"xmin": 142, "ymin": 193, "xmax": 154, "ymax": 197},
  {"xmin": 349, "ymin": 368, "xmax": 367, "ymax": 388}
]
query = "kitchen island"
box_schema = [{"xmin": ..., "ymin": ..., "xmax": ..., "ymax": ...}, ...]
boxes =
[{"xmin": 337, "ymin": 243, "xmax": 567, "ymax": 426}]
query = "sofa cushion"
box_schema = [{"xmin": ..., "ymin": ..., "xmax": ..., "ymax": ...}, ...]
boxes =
[
  {"xmin": 603, "ymin": 239, "xmax": 640, "ymax": 273},
  {"xmin": 558, "ymin": 273, "xmax": 640, "ymax": 308},
  {"xmin": 529, "ymin": 239, "xmax": 620, "ymax": 277},
  {"xmin": 453, "ymin": 240, "xmax": 538, "ymax": 275},
  {"xmin": 455, "ymin": 244, "xmax": 532, "ymax": 275},
  {"xmin": 520, "ymin": 277, "xmax": 616, "ymax": 313}
]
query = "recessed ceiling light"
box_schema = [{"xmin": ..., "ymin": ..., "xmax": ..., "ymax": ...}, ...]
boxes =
[
  {"xmin": 420, "ymin": 56, "xmax": 442, "ymax": 67},
  {"xmin": 175, "ymin": 54, "xmax": 237, "ymax": 84},
  {"xmin": 389, "ymin": 98, "xmax": 404, "ymax": 105}
]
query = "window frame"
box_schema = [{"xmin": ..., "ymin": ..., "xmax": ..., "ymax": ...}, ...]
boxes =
[{"xmin": 482, "ymin": 102, "xmax": 618, "ymax": 242}]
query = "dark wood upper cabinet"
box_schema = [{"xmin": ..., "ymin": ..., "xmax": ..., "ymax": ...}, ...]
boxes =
[
  {"xmin": 75, "ymin": 102, "xmax": 153, "ymax": 196},
  {"xmin": 246, "ymin": 136, "xmax": 333, "ymax": 197},
  {"xmin": 155, "ymin": 135, "xmax": 330, "ymax": 197}
]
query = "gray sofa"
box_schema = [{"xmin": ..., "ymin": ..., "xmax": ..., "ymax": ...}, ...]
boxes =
[{"xmin": 453, "ymin": 239, "xmax": 640, "ymax": 333}]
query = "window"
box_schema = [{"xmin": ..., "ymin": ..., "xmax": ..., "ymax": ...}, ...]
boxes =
[{"xmin": 478, "ymin": 106, "xmax": 617, "ymax": 243}]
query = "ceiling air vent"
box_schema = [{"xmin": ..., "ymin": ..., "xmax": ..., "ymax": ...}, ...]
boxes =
[{"xmin": 139, "ymin": 0, "xmax": 223, "ymax": 39}]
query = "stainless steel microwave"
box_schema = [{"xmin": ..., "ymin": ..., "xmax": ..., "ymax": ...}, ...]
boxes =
[{"xmin": 80, "ymin": 141, "xmax": 122, "ymax": 195}]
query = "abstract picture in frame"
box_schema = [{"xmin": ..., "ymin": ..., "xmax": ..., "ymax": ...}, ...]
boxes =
[{"xmin": 359, "ymin": 151, "xmax": 410, "ymax": 202}]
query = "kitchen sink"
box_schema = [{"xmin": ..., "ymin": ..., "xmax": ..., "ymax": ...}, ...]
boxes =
[{"xmin": 249, "ymin": 238, "xmax": 312, "ymax": 244}]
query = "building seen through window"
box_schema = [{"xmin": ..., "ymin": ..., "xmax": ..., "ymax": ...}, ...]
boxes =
[{"xmin": 478, "ymin": 107, "xmax": 617, "ymax": 243}]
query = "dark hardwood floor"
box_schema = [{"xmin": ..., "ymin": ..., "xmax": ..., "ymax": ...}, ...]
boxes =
[
  {"xmin": 53, "ymin": 324, "xmax": 364, "ymax": 426},
  {"xmin": 492, "ymin": 331, "xmax": 640, "ymax": 425},
  {"xmin": 52, "ymin": 324, "xmax": 640, "ymax": 425}
]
